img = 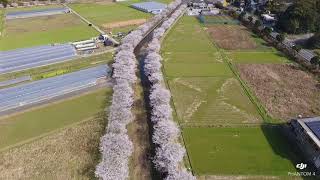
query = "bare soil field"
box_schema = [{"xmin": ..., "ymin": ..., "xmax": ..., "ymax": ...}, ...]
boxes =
[
  {"xmin": 0, "ymin": 117, "xmax": 105, "ymax": 179},
  {"xmin": 237, "ymin": 64, "xmax": 320, "ymax": 120},
  {"xmin": 206, "ymin": 25, "xmax": 257, "ymax": 50},
  {"xmin": 103, "ymin": 19, "xmax": 147, "ymax": 30}
]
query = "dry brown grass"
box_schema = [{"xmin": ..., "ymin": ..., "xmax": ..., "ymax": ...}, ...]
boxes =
[
  {"xmin": 237, "ymin": 64, "xmax": 320, "ymax": 120},
  {"xmin": 206, "ymin": 25, "xmax": 257, "ymax": 50},
  {"xmin": 128, "ymin": 84, "xmax": 152, "ymax": 180},
  {"xmin": 103, "ymin": 19, "xmax": 147, "ymax": 30},
  {"xmin": 0, "ymin": 116, "xmax": 106, "ymax": 179}
]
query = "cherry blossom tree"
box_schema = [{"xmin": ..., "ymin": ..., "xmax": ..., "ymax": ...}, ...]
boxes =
[
  {"xmin": 96, "ymin": 1, "xmax": 190, "ymax": 180},
  {"xmin": 95, "ymin": 133, "xmax": 133, "ymax": 180},
  {"xmin": 143, "ymin": 3, "xmax": 195, "ymax": 180}
]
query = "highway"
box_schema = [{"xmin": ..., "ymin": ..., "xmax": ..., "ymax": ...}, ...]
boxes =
[{"xmin": 0, "ymin": 65, "xmax": 110, "ymax": 113}]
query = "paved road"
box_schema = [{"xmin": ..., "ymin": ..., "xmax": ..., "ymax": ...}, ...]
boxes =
[{"xmin": 0, "ymin": 65, "xmax": 110, "ymax": 113}]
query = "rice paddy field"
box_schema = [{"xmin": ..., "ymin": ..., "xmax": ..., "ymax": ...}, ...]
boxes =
[
  {"xmin": 163, "ymin": 16, "xmax": 261, "ymax": 127},
  {"xmin": 184, "ymin": 127, "xmax": 298, "ymax": 176},
  {"xmin": 168, "ymin": 77, "xmax": 261, "ymax": 126},
  {"xmin": 0, "ymin": 88, "xmax": 111, "ymax": 150},
  {"xmin": 227, "ymin": 51, "xmax": 290, "ymax": 64},
  {"xmin": 203, "ymin": 17, "xmax": 292, "ymax": 65},
  {"xmin": 0, "ymin": 11, "xmax": 98, "ymax": 50},
  {"xmin": 198, "ymin": 15, "xmax": 239, "ymax": 25},
  {"xmin": 161, "ymin": 15, "xmax": 301, "ymax": 177}
]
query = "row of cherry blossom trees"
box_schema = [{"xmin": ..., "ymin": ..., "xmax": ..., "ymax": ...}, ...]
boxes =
[
  {"xmin": 144, "ymin": 4, "xmax": 196, "ymax": 180},
  {"xmin": 95, "ymin": 1, "xmax": 184, "ymax": 180}
]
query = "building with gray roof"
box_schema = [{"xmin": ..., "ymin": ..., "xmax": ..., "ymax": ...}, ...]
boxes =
[
  {"xmin": 290, "ymin": 117, "xmax": 320, "ymax": 170},
  {"xmin": 131, "ymin": 2, "xmax": 167, "ymax": 14}
]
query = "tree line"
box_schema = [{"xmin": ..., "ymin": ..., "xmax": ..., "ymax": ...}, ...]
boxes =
[
  {"xmin": 95, "ymin": 1, "xmax": 195, "ymax": 179},
  {"xmin": 277, "ymin": 0, "xmax": 320, "ymax": 34}
]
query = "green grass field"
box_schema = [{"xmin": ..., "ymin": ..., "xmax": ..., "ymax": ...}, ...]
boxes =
[
  {"xmin": 162, "ymin": 17, "xmax": 216, "ymax": 53},
  {"xmin": 164, "ymin": 63, "xmax": 233, "ymax": 77},
  {"xmin": 0, "ymin": 13, "xmax": 98, "ymax": 50},
  {"xmin": 199, "ymin": 15, "xmax": 239, "ymax": 25},
  {"xmin": 162, "ymin": 16, "xmax": 261, "ymax": 126},
  {"xmin": 228, "ymin": 51, "xmax": 290, "ymax": 64},
  {"xmin": 161, "ymin": 15, "xmax": 303, "ymax": 178},
  {"xmin": 168, "ymin": 77, "xmax": 261, "ymax": 125},
  {"xmin": 69, "ymin": 3, "xmax": 151, "ymax": 32},
  {"xmin": 0, "ymin": 89, "xmax": 111, "ymax": 150},
  {"xmin": 0, "ymin": 52, "xmax": 113, "ymax": 82},
  {"xmin": 250, "ymin": 33, "xmax": 276, "ymax": 52},
  {"xmin": 162, "ymin": 17, "xmax": 232, "ymax": 77},
  {"xmin": 184, "ymin": 127, "xmax": 298, "ymax": 176},
  {"xmin": 0, "ymin": 9, "xmax": 4, "ymax": 34}
]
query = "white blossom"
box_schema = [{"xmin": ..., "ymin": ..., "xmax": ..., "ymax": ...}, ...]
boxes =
[
  {"xmin": 95, "ymin": 133, "xmax": 133, "ymax": 180},
  {"xmin": 96, "ymin": 2, "xmax": 193, "ymax": 180}
]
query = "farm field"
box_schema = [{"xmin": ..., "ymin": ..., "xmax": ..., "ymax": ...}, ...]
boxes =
[
  {"xmin": 69, "ymin": 2, "xmax": 151, "ymax": 33},
  {"xmin": 0, "ymin": 12, "xmax": 98, "ymax": 50},
  {"xmin": 0, "ymin": 52, "xmax": 113, "ymax": 83},
  {"xmin": 228, "ymin": 51, "xmax": 290, "ymax": 64},
  {"xmin": 0, "ymin": 108, "xmax": 108, "ymax": 179},
  {"xmin": 198, "ymin": 15, "xmax": 238, "ymax": 25},
  {"xmin": 163, "ymin": 16, "xmax": 261, "ymax": 126},
  {"xmin": 184, "ymin": 127, "xmax": 298, "ymax": 176},
  {"xmin": 201, "ymin": 16, "xmax": 319, "ymax": 122},
  {"xmin": 164, "ymin": 63, "xmax": 232, "ymax": 77},
  {"xmin": 205, "ymin": 24, "xmax": 275, "ymax": 51},
  {"xmin": 237, "ymin": 64, "xmax": 320, "ymax": 120},
  {"xmin": 161, "ymin": 15, "xmax": 301, "ymax": 177},
  {"xmin": 168, "ymin": 77, "xmax": 261, "ymax": 125},
  {"xmin": 206, "ymin": 25, "xmax": 257, "ymax": 50},
  {"xmin": 0, "ymin": 88, "xmax": 111, "ymax": 150}
]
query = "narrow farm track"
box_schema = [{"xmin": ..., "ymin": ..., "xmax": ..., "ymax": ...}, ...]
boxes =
[{"xmin": 63, "ymin": 3, "xmax": 119, "ymax": 45}]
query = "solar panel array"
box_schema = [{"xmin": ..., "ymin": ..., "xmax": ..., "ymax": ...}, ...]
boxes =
[
  {"xmin": 6, "ymin": 7, "xmax": 70, "ymax": 20},
  {"xmin": 0, "ymin": 76, "xmax": 31, "ymax": 87},
  {"xmin": 305, "ymin": 120, "xmax": 320, "ymax": 140},
  {"xmin": 0, "ymin": 44, "xmax": 77, "ymax": 75},
  {"xmin": 131, "ymin": 2, "xmax": 166, "ymax": 14},
  {"xmin": 0, "ymin": 65, "xmax": 110, "ymax": 113}
]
